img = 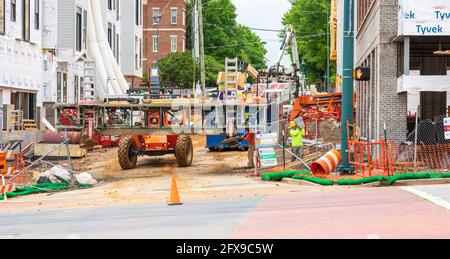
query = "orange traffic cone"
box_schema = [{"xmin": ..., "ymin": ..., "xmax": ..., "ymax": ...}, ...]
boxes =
[{"xmin": 168, "ymin": 176, "xmax": 183, "ymax": 206}]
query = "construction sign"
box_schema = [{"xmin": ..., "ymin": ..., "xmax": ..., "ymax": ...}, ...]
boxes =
[
  {"xmin": 258, "ymin": 148, "xmax": 278, "ymax": 168},
  {"xmin": 444, "ymin": 117, "xmax": 450, "ymax": 140}
]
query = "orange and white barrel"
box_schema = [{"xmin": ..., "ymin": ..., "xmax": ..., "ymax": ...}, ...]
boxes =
[
  {"xmin": 311, "ymin": 149, "xmax": 342, "ymax": 175},
  {"xmin": 1, "ymin": 184, "xmax": 15, "ymax": 194}
]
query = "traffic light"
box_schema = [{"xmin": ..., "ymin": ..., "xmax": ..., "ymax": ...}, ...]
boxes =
[{"xmin": 354, "ymin": 67, "xmax": 371, "ymax": 81}]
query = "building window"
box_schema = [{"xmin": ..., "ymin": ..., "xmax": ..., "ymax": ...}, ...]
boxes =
[
  {"xmin": 0, "ymin": 0, "xmax": 4, "ymax": 35},
  {"xmin": 74, "ymin": 76, "xmax": 79, "ymax": 104},
  {"xmin": 135, "ymin": 0, "xmax": 140, "ymax": 26},
  {"xmin": 34, "ymin": 0, "xmax": 39, "ymax": 30},
  {"xmin": 108, "ymin": 23, "xmax": 113, "ymax": 47},
  {"xmin": 112, "ymin": 25, "xmax": 116, "ymax": 56},
  {"xmin": 171, "ymin": 36, "xmax": 177, "ymax": 52},
  {"xmin": 76, "ymin": 7, "xmax": 82, "ymax": 51},
  {"xmin": 357, "ymin": 0, "xmax": 375, "ymax": 31},
  {"xmin": 80, "ymin": 77, "xmax": 84, "ymax": 100},
  {"xmin": 57, "ymin": 72, "xmax": 62, "ymax": 102},
  {"xmin": 116, "ymin": 0, "xmax": 119, "ymax": 20},
  {"xmin": 63, "ymin": 73, "xmax": 67, "ymax": 103},
  {"xmin": 23, "ymin": 0, "xmax": 30, "ymax": 42},
  {"xmin": 108, "ymin": 0, "xmax": 112, "ymax": 10},
  {"xmin": 83, "ymin": 10, "xmax": 87, "ymax": 49},
  {"xmin": 171, "ymin": 8, "xmax": 177, "ymax": 25},
  {"xmin": 135, "ymin": 36, "xmax": 139, "ymax": 69},
  {"xmin": 11, "ymin": 0, "xmax": 16, "ymax": 22},
  {"xmin": 116, "ymin": 33, "xmax": 120, "ymax": 64},
  {"xmin": 140, "ymin": 38, "xmax": 142, "ymax": 68},
  {"xmin": 152, "ymin": 36, "xmax": 158, "ymax": 53},
  {"xmin": 57, "ymin": 72, "xmax": 67, "ymax": 103},
  {"xmin": 152, "ymin": 8, "xmax": 160, "ymax": 24}
]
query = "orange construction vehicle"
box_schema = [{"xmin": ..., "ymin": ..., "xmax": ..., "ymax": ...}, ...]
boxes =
[
  {"xmin": 117, "ymin": 108, "xmax": 193, "ymax": 170},
  {"xmin": 290, "ymin": 92, "xmax": 344, "ymax": 122}
]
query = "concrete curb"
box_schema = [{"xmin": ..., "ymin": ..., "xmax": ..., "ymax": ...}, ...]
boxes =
[
  {"xmin": 391, "ymin": 178, "xmax": 450, "ymax": 186},
  {"xmin": 281, "ymin": 178, "xmax": 323, "ymax": 187},
  {"xmin": 280, "ymin": 177, "xmax": 450, "ymax": 188}
]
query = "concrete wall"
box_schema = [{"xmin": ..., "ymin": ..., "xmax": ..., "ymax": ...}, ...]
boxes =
[{"xmin": 355, "ymin": 0, "xmax": 407, "ymax": 143}]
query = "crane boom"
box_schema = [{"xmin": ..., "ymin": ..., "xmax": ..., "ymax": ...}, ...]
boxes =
[{"xmin": 272, "ymin": 25, "xmax": 300, "ymax": 71}]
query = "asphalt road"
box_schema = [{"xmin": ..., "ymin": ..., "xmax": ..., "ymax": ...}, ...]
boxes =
[
  {"xmin": 0, "ymin": 197, "xmax": 262, "ymax": 239},
  {"xmin": 1, "ymin": 185, "xmax": 450, "ymax": 239}
]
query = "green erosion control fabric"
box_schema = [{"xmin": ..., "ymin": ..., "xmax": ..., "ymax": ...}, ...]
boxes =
[
  {"xmin": 261, "ymin": 170, "xmax": 333, "ymax": 186},
  {"xmin": 262, "ymin": 170, "xmax": 450, "ymax": 186},
  {"xmin": 0, "ymin": 183, "xmax": 93, "ymax": 200},
  {"xmin": 261, "ymin": 170, "xmax": 311, "ymax": 181}
]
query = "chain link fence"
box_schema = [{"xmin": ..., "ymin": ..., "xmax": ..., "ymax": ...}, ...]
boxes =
[
  {"xmin": 1, "ymin": 129, "xmax": 77, "ymax": 186},
  {"xmin": 391, "ymin": 114, "xmax": 450, "ymax": 173},
  {"xmin": 255, "ymin": 116, "xmax": 335, "ymax": 174}
]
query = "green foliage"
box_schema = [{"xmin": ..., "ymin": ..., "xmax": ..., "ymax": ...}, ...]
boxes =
[
  {"xmin": 283, "ymin": 0, "xmax": 336, "ymax": 84},
  {"xmin": 186, "ymin": 0, "xmax": 267, "ymax": 70},
  {"xmin": 158, "ymin": 52, "xmax": 224, "ymax": 89}
]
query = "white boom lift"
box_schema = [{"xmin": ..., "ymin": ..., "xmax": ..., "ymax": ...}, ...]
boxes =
[{"xmin": 258, "ymin": 25, "xmax": 302, "ymax": 97}]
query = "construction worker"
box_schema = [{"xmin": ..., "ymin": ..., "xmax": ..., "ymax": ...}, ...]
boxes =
[
  {"xmin": 243, "ymin": 128, "xmax": 256, "ymax": 168},
  {"xmin": 290, "ymin": 121, "xmax": 305, "ymax": 162}
]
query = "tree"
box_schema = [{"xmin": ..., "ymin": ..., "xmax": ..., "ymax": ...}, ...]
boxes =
[
  {"xmin": 158, "ymin": 52, "xmax": 224, "ymax": 89},
  {"xmin": 186, "ymin": 0, "xmax": 267, "ymax": 70},
  {"xmin": 283, "ymin": 0, "xmax": 336, "ymax": 85}
]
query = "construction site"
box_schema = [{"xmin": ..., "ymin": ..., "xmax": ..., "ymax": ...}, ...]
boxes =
[{"xmin": 1, "ymin": 0, "xmax": 450, "ymax": 241}]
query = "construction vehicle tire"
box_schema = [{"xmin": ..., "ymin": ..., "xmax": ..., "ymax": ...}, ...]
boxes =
[
  {"xmin": 118, "ymin": 136, "xmax": 138, "ymax": 170},
  {"xmin": 175, "ymin": 135, "xmax": 193, "ymax": 167}
]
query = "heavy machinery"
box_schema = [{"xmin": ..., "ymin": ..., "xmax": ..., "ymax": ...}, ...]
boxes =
[
  {"xmin": 54, "ymin": 1, "xmax": 271, "ymax": 170},
  {"xmin": 55, "ymin": 99, "xmax": 270, "ymax": 170},
  {"xmin": 259, "ymin": 25, "xmax": 303, "ymax": 97},
  {"xmin": 290, "ymin": 92, "xmax": 344, "ymax": 122},
  {"xmin": 57, "ymin": 100, "xmax": 195, "ymax": 170}
]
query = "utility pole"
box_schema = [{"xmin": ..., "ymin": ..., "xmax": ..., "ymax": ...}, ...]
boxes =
[
  {"xmin": 198, "ymin": 0, "xmax": 206, "ymax": 95},
  {"xmin": 326, "ymin": 4, "xmax": 330, "ymax": 92},
  {"xmin": 192, "ymin": 1, "xmax": 200, "ymax": 92},
  {"xmin": 338, "ymin": 0, "xmax": 355, "ymax": 173}
]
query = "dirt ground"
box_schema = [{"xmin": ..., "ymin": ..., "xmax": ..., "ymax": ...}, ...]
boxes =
[{"xmin": 1, "ymin": 135, "xmax": 332, "ymax": 214}]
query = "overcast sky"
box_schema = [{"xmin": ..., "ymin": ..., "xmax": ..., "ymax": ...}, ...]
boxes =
[{"xmin": 231, "ymin": 0, "xmax": 292, "ymax": 67}]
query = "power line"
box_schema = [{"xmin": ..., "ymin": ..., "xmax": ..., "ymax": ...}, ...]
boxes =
[
  {"xmin": 204, "ymin": 40, "xmax": 278, "ymax": 50},
  {"xmin": 249, "ymin": 28, "xmax": 283, "ymax": 33}
]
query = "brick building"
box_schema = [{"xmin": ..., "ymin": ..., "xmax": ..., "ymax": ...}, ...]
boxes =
[
  {"xmin": 143, "ymin": 0, "xmax": 186, "ymax": 75},
  {"xmin": 355, "ymin": 0, "xmax": 407, "ymax": 143},
  {"xmin": 355, "ymin": 0, "xmax": 450, "ymax": 143}
]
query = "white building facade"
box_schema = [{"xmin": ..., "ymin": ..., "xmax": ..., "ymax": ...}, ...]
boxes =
[
  {"xmin": 0, "ymin": 0, "xmax": 51, "ymax": 127},
  {"xmin": 42, "ymin": 0, "xmax": 143, "ymax": 107}
]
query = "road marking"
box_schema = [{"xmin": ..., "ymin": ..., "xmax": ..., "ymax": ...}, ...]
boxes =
[{"xmin": 401, "ymin": 187, "xmax": 450, "ymax": 211}]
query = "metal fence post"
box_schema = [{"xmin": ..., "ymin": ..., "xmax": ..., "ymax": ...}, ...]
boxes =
[
  {"xmin": 316, "ymin": 115, "xmax": 319, "ymax": 160},
  {"xmin": 64, "ymin": 130, "xmax": 74, "ymax": 170},
  {"xmin": 413, "ymin": 107, "xmax": 419, "ymax": 173},
  {"xmin": 282, "ymin": 125, "xmax": 286, "ymax": 172}
]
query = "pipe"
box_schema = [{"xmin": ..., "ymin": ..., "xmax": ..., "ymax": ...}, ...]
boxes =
[
  {"xmin": 89, "ymin": 0, "xmax": 123, "ymax": 96},
  {"xmin": 87, "ymin": 0, "xmax": 108, "ymax": 98},
  {"xmin": 90, "ymin": 0, "xmax": 128, "ymax": 95},
  {"xmin": 41, "ymin": 131, "xmax": 82, "ymax": 145}
]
